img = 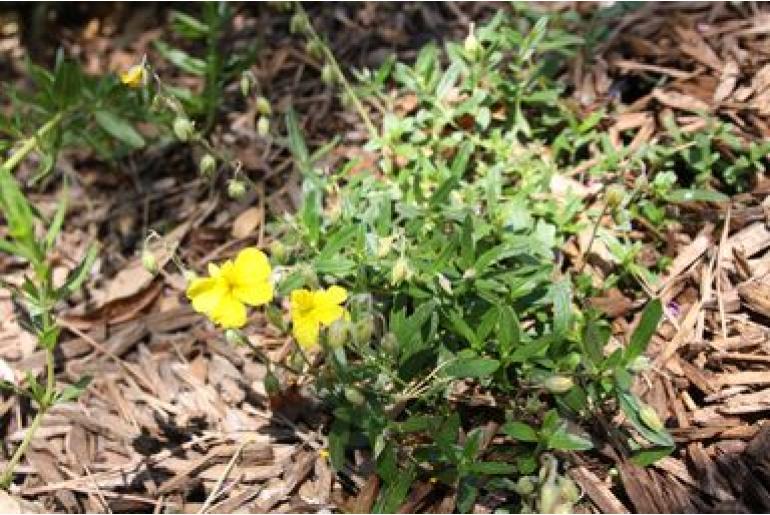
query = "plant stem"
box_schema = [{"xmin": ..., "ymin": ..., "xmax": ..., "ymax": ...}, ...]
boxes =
[
  {"xmin": 577, "ymin": 202, "xmax": 609, "ymax": 276},
  {"xmin": 0, "ymin": 347, "xmax": 55, "ymax": 489},
  {"xmin": 0, "ymin": 111, "xmax": 64, "ymax": 173}
]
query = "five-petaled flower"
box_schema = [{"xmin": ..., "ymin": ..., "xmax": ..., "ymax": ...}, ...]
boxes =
[
  {"xmin": 186, "ymin": 248, "xmax": 273, "ymax": 328},
  {"xmin": 120, "ymin": 64, "xmax": 147, "ymax": 88},
  {"xmin": 290, "ymin": 286, "xmax": 348, "ymax": 348}
]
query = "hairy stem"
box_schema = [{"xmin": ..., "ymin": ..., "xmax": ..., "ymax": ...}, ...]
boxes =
[{"xmin": 0, "ymin": 111, "xmax": 64, "ymax": 173}]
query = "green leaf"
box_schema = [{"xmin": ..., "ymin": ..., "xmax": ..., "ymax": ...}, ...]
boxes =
[
  {"xmin": 582, "ymin": 318, "xmax": 609, "ymax": 365},
  {"xmin": 94, "ymin": 110, "xmax": 145, "ymax": 149},
  {"xmin": 444, "ymin": 357, "xmax": 499, "ymax": 379},
  {"xmin": 44, "ymin": 182, "xmax": 68, "ymax": 252},
  {"xmin": 56, "ymin": 375, "xmax": 92, "ymax": 403},
  {"xmin": 547, "ymin": 424, "xmax": 593, "ymax": 451},
  {"xmin": 154, "ymin": 41, "xmax": 207, "ymax": 75},
  {"xmin": 666, "ymin": 188, "xmax": 729, "ymax": 204},
  {"xmin": 456, "ymin": 478, "xmax": 479, "ymax": 514},
  {"xmin": 286, "ymin": 108, "xmax": 309, "ymax": 170},
  {"xmin": 630, "ymin": 446, "xmax": 674, "ymax": 466},
  {"xmin": 498, "ymin": 305, "xmax": 520, "ymax": 357},
  {"xmin": 447, "ymin": 310, "xmax": 482, "ymax": 349},
  {"xmin": 328, "ymin": 419, "xmax": 349, "ymax": 471},
  {"xmin": 626, "ymin": 299, "xmax": 662, "ymax": 361},
  {"xmin": 617, "ymin": 392, "xmax": 674, "ymax": 447},
  {"xmin": 501, "ymin": 421, "xmax": 538, "ymax": 442},
  {"xmin": 467, "ymin": 461, "xmax": 517, "ymax": 475},
  {"xmin": 56, "ymin": 243, "xmax": 98, "ymax": 299}
]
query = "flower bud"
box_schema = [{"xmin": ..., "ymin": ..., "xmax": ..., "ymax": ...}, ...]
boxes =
[
  {"xmin": 376, "ymin": 237, "xmax": 393, "ymax": 258},
  {"xmin": 558, "ymin": 477, "xmax": 580, "ymax": 503},
  {"xmin": 306, "ymin": 39, "xmax": 324, "ymax": 60},
  {"xmin": 638, "ymin": 403, "xmax": 664, "ymax": 432},
  {"xmin": 553, "ymin": 503, "xmax": 573, "ymax": 514},
  {"xmin": 354, "ymin": 316, "xmax": 375, "ymax": 344},
  {"xmin": 464, "ymin": 24, "xmax": 481, "ymax": 60},
  {"xmin": 263, "ymin": 369, "xmax": 281, "ymax": 397},
  {"xmin": 344, "ymin": 386, "xmax": 365, "ymax": 405},
  {"xmin": 227, "ymin": 179, "xmax": 247, "ymax": 199},
  {"xmin": 257, "ymin": 116, "xmax": 270, "ymax": 137},
  {"xmin": 605, "ymin": 184, "xmax": 626, "ymax": 209},
  {"xmin": 327, "ymin": 319, "xmax": 349, "ymax": 347},
  {"xmin": 628, "ymin": 355, "xmax": 650, "ymax": 373},
  {"xmin": 381, "ymin": 332, "xmax": 398, "ymax": 354},
  {"xmin": 269, "ymin": 240, "xmax": 287, "ymax": 263},
  {"xmin": 544, "ymin": 375, "xmax": 574, "ymax": 394},
  {"xmin": 538, "ymin": 481, "xmax": 560, "ymax": 514},
  {"xmin": 199, "ymin": 153, "xmax": 216, "ymax": 176},
  {"xmin": 514, "ymin": 476, "xmax": 536, "ymax": 496},
  {"xmin": 289, "ymin": 11, "xmax": 309, "ymax": 34},
  {"xmin": 321, "ymin": 63, "xmax": 336, "ymax": 86},
  {"xmin": 173, "ymin": 117, "xmax": 195, "ymax": 142},
  {"xmin": 255, "ymin": 96, "xmax": 272, "ymax": 116},
  {"xmin": 240, "ymin": 73, "xmax": 251, "ymax": 97},
  {"xmin": 183, "ymin": 270, "xmax": 198, "ymax": 282},
  {"xmin": 391, "ymin": 257, "xmax": 411, "ymax": 285},
  {"xmin": 141, "ymin": 250, "xmax": 158, "ymax": 274}
]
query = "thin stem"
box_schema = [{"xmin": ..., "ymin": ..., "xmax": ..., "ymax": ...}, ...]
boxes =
[
  {"xmin": 577, "ymin": 202, "xmax": 609, "ymax": 276},
  {"xmin": 0, "ymin": 406, "xmax": 46, "ymax": 488},
  {"xmin": 1, "ymin": 111, "xmax": 64, "ymax": 173}
]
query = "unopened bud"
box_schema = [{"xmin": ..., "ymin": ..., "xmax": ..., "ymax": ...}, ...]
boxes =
[
  {"xmin": 344, "ymin": 386, "xmax": 365, "ymax": 406},
  {"xmin": 391, "ymin": 257, "xmax": 411, "ymax": 285},
  {"xmin": 327, "ymin": 319, "xmax": 349, "ymax": 347},
  {"xmin": 240, "ymin": 73, "xmax": 251, "ymax": 97},
  {"xmin": 141, "ymin": 250, "xmax": 158, "ymax": 274},
  {"xmin": 321, "ymin": 63, "xmax": 336, "ymax": 86},
  {"xmin": 225, "ymin": 329, "xmax": 246, "ymax": 346},
  {"xmin": 538, "ymin": 482, "xmax": 561, "ymax": 514},
  {"xmin": 289, "ymin": 11, "xmax": 309, "ymax": 34},
  {"xmin": 563, "ymin": 352, "xmax": 582, "ymax": 370},
  {"xmin": 255, "ymin": 96, "xmax": 272, "ymax": 116},
  {"xmin": 514, "ymin": 476, "xmax": 536, "ymax": 496},
  {"xmin": 558, "ymin": 477, "xmax": 580, "ymax": 503},
  {"xmin": 376, "ymin": 237, "xmax": 393, "ymax": 258},
  {"xmin": 269, "ymin": 240, "xmax": 287, "ymax": 263},
  {"xmin": 437, "ymin": 273, "xmax": 453, "ymax": 295},
  {"xmin": 544, "ymin": 375, "xmax": 574, "ymax": 394},
  {"xmin": 173, "ymin": 117, "xmax": 194, "ymax": 142},
  {"xmin": 638, "ymin": 403, "xmax": 664, "ymax": 432},
  {"xmin": 199, "ymin": 153, "xmax": 216, "ymax": 176},
  {"xmin": 464, "ymin": 24, "xmax": 481, "ymax": 60},
  {"xmin": 257, "ymin": 116, "xmax": 270, "ymax": 137},
  {"xmin": 306, "ymin": 39, "xmax": 324, "ymax": 60},
  {"xmin": 354, "ymin": 316, "xmax": 375, "ymax": 344},
  {"xmin": 381, "ymin": 332, "xmax": 398, "ymax": 353},
  {"xmin": 227, "ymin": 179, "xmax": 247, "ymax": 199},
  {"xmin": 605, "ymin": 184, "xmax": 626, "ymax": 209}
]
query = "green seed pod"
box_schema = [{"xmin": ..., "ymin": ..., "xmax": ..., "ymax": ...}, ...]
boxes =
[
  {"xmin": 605, "ymin": 184, "xmax": 626, "ymax": 209},
  {"xmin": 381, "ymin": 332, "xmax": 398, "ymax": 354},
  {"xmin": 544, "ymin": 375, "xmax": 574, "ymax": 394},
  {"xmin": 263, "ymin": 369, "xmax": 281, "ymax": 396},
  {"xmin": 327, "ymin": 319, "xmax": 349, "ymax": 348},
  {"xmin": 558, "ymin": 477, "xmax": 581, "ymax": 503},
  {"xmin": 199, "ymin": 153, "xmax": 216, "ymax": 177},
  {"xmin": 344, "ymin": 386, "xmax": 365, "ymax": 406},
  {"xmin": 553, "ymin": 502, "xmax": 573, "ymax": 514},
  {"xmin": 257, "ymin": 116, "xmax": 270, "ymax": 137},
  {"xmin": 227, "ymin": 179, "xmax": 247, "ymax": 200},
  {"xmin": 514, "ymin": 476, "xmax": 536, "ymax": 496},
  {"xmin": 289, "ymin": 11, "xmax": 309, "ymax": 34},
  {"xmin": 255, "ymin": 96, "xmax": 272, "ymax": 116},
  {"xmin": 321, "ymin": 63, "xmax": 336, "ymax": 86},
  {"xmin": 354, "ymin": 316, "xmax": 375, "ymax": 344},
  {"xmin": 538, "ymin": 481, "xmax": 561, "ymax": 514},
  {"xmin": 172, "ymin": 116, "xmax": 194, "ymax": 142},
  {"xmin": 376, "ymin": 237, "xmax": 393, "ymax": 258},
  {"xmin": 464, "ymin": 24, "xmax": 481, "ymax": 60},
  {"xmin": 225, "ymin": 329, "xmax": 246, "ymax": 346},
  {"xmin": 240, "ymin": 73, "xmax": 251, "ymax": 97},
  {"xmin": 141, "ymin": 250, "xmax": 158, "ymax": 274},
  {"xmin": 391, "ymin": 257, "xmax": 410, "ymax": 285},
  {"xmin": 269, "ymin": 240, "xmax": 287, "ymax": 263},
  {"xmin": 305, "ymin": 39, "xmax": 324, "ymax": 60},
  {"xmin": 638, "ymin": 403, "xmax": 664, "ymax": 432}
]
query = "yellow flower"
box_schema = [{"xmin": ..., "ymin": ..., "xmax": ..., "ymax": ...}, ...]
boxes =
[
  {"xmin": 290, "ymin": 285, "xmax": 348, "ymax": 348},
  {"xmin": 186, "ymin": 248, "xmax": 273, "ymax": 328},
  {"xmin": 120, "ymin": 64, "xmax": 147, "ymax": 88}
]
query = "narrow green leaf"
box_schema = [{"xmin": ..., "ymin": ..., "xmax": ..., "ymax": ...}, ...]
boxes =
[
  {"xmin": 94, "ymin": 110, "xmax": 145, "ymax": 149},
  {"xmin": 501, "ymin": 421, "xmax": 538, "ymax": 442},
  {"xmin": 444, "ymin": 357, "xmax": 499, "ymax": 379},
  {"xmin": 626, "ymin": 299, "xmax": 662, "ymax": 361}
]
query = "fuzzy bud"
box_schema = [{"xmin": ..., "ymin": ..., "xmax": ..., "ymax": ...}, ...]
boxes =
[
  {"xmin": 558, "ymin": 477, "xmax": 581, "ymax": 503},
  {"xmin": 544, "ymin": 375, "xmax": 574, "ymax": 394},
  {"xmin": 638, "ymin": 403, "xmax": 664, "ymax": 432},
  {"xmin": 172, "ymin": 117, "xmax": 195, "ymax": 142},
  {"xmin": 227, "ymin": 179, "xmax": 247, "ymax": 199},
  {"xmin": 240, "ymin": 73, "xmax": 251, "ymax": 97},
  {"xmin": 391, "ymin": 257, "xmax": 411, "ymax": 285},
  {"xmin": 437, "ymin": 273, "xmax": 453, "ymax": 295},
  {"xmin": 381, "ymin": 332, "xmax": 398, "ymax": 354},
  {"xmin": 327, "ymin": 319, "xmax": 349, "ymax": 348},
  {"xmin": 199, "ymin": 153, "xmax": 216, "ymax": 176},
  {"xmin": 141, "ymin": 250, "xmax": 158, "ymax": 274},
  {"xmin": 605, "ymin": 184, "xmax": 626, "ymax": 209},
  {"xmin": 306, "ymin": 39, "xmax": 324, "ymax": 60},
  {"xmin": 628, "ymin": 355, "xmax": 650, "ymax": 373},
  {"xmin": 321, "ymin": 63, "xmax": 336, "ymax": 86},
  {"xmin": 354, "ymin": 316, "xmax": 375, "ymax": 344},
  {"xmin": 514, "ymin": 476, "xmax": 536, "ymax": 496},
  {"xmin": 344, "ymin": 386, "xmax": 365, "ymax": 406},
  {"xmin": 289, "ymin": 11, "xmax": 309, "ymax": 34},
  {"xmin": 257, "ymin": 116, "xmax": 270, "ymax": 137},
  {"xmin": 376, "ymin": 237, "xmax": 393, "ymax": 258},
  {"xmin": 464, "ymin": 24, "xmax": 481, "ymax": 60},
  {"xmin": 256, "ymin": 96, "xmax": 272, "ymax": 116},
  {"xmin": 538, "ymin": 482, "xmax": 561, "ymax": 514},
  {"xmin": 269, "ymin": 240, "xmax": 287, "ymax": 263}
]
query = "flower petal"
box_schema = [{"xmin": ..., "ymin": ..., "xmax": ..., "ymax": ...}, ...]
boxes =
[
  {"xmin": 210, "ymin": 293, "xmax": 247, "ymax": 329},
  {"xmin": 234, "ymin": 248, "xmax": 271, "ymax": 282},
  {"xmin": 312, "ymin": 286, "xmax": 348, "ymax": 325},
  {"xmin": 233, "ymin": 280, "xmax": 274, "ymax": 306},
  {"xmin": 293, "ymin": 315, "xmax": 320, "ymax": 348},
  {"xmin": 187, "ymin": 277, "xmax": 226, "ymax": 316},
  {"xmin": 324, "ymin": 285, "xmax": 348, "ymax": 305},
  {"xmin": 290, "ymin": 289, "xmax": 314, "ymax": 315}
]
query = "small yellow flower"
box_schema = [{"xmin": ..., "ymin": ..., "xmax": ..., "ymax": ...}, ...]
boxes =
[
  {"xmin": 318, "ymin": 448, "xmax": 330, "ymax": 459},
  {"xmin": 186, "ymin": 248, "xmax": 273, "ymax": 328},
  {"xmin": 290, "ymin": 285, "xmax": 348, "ymax": 348},
  {"xmin": 120, "ymin": 64, "xmax": 147, "ymax": 88}
]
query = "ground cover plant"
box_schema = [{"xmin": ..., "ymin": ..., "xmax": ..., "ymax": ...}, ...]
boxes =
[{"xmin": 1, "ymin": 2, "xmax": 770, "ymax": 513}]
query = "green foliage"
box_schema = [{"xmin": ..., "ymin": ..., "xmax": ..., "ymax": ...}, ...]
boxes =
[{"xmin": 273, "ymin": 9, "xmax": 673, "ymax": 512}]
